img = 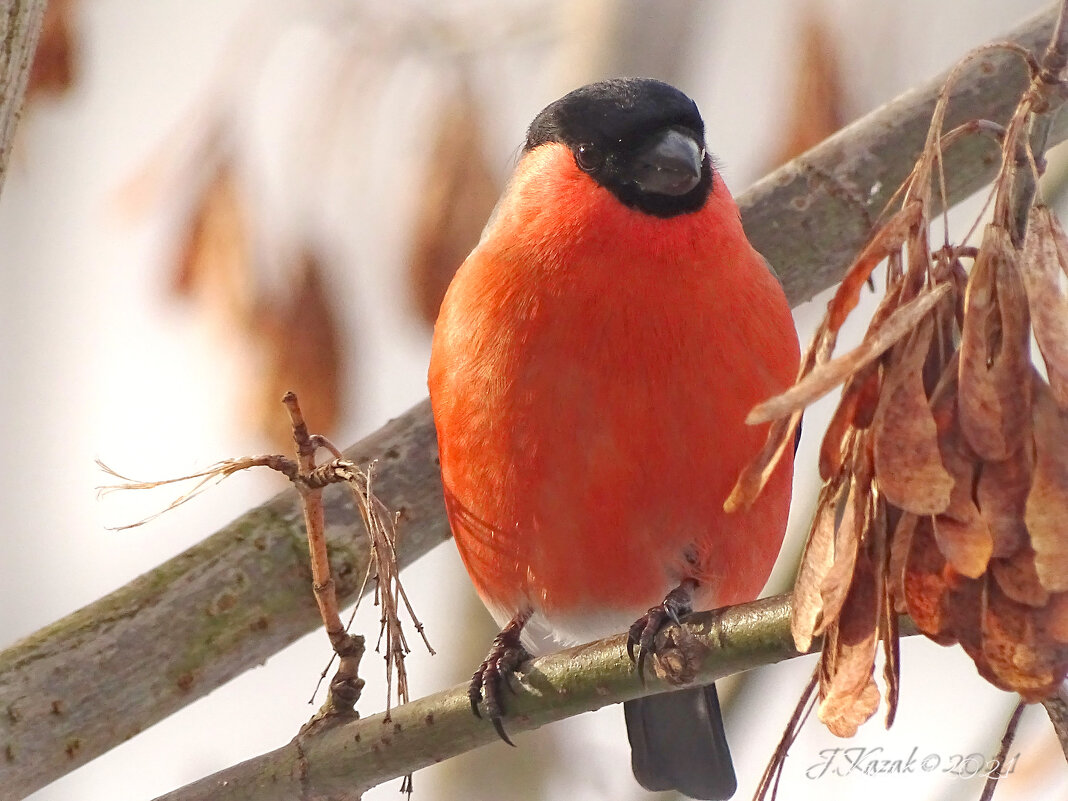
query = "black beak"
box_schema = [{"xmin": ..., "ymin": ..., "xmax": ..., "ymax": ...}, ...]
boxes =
[{"xmin": 630, "ymin": 129, "xmax": 704, "ymax": 197}]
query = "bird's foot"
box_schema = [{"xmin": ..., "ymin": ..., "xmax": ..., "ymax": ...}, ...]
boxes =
[
  {"xmin": 627, "ymin": 581, "xmax": 696, "ymax": 684},
  {"xmin": 469, "ymin": 611, "xmax": 531, "ymax": 746}
]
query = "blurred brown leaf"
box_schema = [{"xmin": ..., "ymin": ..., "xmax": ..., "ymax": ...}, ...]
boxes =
[
  {"xmin": 408, "ymin": 79, "xmax": 500, "ymax": 326},
  {"xmin": 172, "ymin": 162, "xmax": 254, "ymax": 324},
  {"xmin": 768, "ymin": 2, "xmax": 846, "ymax": 168},
  {"xmin": 170, "ymin": 164, "xmax": 343, "ymax": 448},
  {"xmin": 254, "ymin": 254, "xmax": 344, "ymax": 450},
  {"xmin": 27, "ymin": 0, "xmax": 76, "ymax": 100}
]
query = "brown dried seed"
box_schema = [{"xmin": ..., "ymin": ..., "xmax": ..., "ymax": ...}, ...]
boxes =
[
  {"xmin": 930, "ymin": 360, "xmax": 990, "ymax": 553},
  {"xmin": 791, "ymin": 479, "xmax": 845, "ymax": 652},
  {"xmin": 1021, "ymin": 206, "xmax": 1068, "ymax": 409},
  {"xmin": 725, "ymin": 410, "xmax": 803, "ymax": 511},
  {"xmin": 819, "ymin": 364, "xmax": 880, "ymax": 480},
  {"xmin": 945, "ymin": 573, "xmax": 994, "ymax": 684},
  {"xmin": 990, "ymin": 545, "xmax": 1050, "ymax": 607},
  {"xmin": 982, "ymin": 579, "xmax": 1065, "ymax": 701},
  {"xmin": 976, "ymin": 448, "xmax": 1032, "ymax": 559},
  {"xmin": 1025, "ymin": 378, "xmax": 1068, "ymax": 592},
  {"xmin": 888, "ymin": 512, "xmax": 917, "ymax": 614},
  {"xmin": 815, "ymin": 477, "xmax": 864, "ymax": 637},
  {"xmin": 903, "ymin": 516, "xmax": 956, "ymax": 643},
  {"xmin": 817, "ymin": 673, "xmax": 881, "ymax": 738},
  {"xmin": 826, "ymin": 203, "xmax": 922, "ymax": 333},
  {"xmin": 933, "ymin": 510, "xmax": 993, "ymax": 580},
  {"xmin": 873, "ymin": 317, "xmax": 954, "ymax": 514},
  {"xmin": 958, "ymin": 223, "xmax": 1032, "ymax": 460},
  {"xmin": 902, "ymin": 219, "xmax": 933, "ymax": 305},
  {"xmin": 1045, "ymin": 593, "xmax": 1068, "ymax": 643}
]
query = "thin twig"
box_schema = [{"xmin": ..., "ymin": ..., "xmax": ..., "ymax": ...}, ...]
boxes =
[
  {"xmin": 978, "ymin": 701, "xmax": 1027, "ymax": 801},
  {"xmin": 754, "ymin": 668, "xmax": 819, "ymax": 801},
  {"xmin": 1041, "ymin": 682, "xmax": 1068, "ymax": 762}
]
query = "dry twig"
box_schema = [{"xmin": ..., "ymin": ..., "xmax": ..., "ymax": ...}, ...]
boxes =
[{"xmin": 103, "ymin": 392, "xmax": 433, "ymax": 732}]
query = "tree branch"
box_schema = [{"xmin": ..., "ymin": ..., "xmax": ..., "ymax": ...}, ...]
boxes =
[
  {"xmin": 153, "ymin": 596, "xmax": 805, "ymax": 801},
  {"xmin": 0, "ymin": 0, "xmax": 47, "ymax": 193},
  {"xmin": 2, "ymin": 4, "xmax": 1068, "ymax": 798}
]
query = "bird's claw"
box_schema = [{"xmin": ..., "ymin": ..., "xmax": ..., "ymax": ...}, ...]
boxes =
[
  {"xmin": 627, "ymin": 584, "xmax": 694, "ymax": 685},
  {"xmin": 469, "ymin": 617, "xmax": 531, "ymax": 746}
]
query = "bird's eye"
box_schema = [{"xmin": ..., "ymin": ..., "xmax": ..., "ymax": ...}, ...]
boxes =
[{"xmin": 575, "ymin": 143, "xmax": 602, "ymax": 172}]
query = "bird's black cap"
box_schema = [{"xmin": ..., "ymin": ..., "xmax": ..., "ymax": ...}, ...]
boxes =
[{"xmin": 524, "ymin": 78, "xmax": 713, "ymax": 218}]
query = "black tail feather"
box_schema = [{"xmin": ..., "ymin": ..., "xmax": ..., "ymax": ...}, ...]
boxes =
[{"xmin": 624, "ymin": 683, "xmax": 737, "ymax": 800}]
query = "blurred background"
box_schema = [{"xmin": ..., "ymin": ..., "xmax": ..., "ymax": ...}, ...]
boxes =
[{"xmin": 2, "ymin": 0, "xmax": 1067, "ymax": 799}]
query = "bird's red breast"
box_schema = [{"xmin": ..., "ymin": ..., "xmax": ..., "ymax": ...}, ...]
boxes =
[{"xmin": 429, "ymin": 136, "xmax": 798, "ymax": 645}]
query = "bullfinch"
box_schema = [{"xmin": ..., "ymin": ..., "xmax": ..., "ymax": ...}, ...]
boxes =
[{"xmin": 428, "ymin": 77, "xmax": 799, "ymax": 800}]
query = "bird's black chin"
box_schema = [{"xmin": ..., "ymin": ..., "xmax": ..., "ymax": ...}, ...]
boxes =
[
  {"xmin": 611, "ymin": 156, "xmax": 714, "ymax": 219},
  {"xmin": 630, "ymin": 128, "xmax": 704, "ymax": 197}
]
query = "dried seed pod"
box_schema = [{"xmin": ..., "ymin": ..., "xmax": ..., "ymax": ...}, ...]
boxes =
[
  {"xmin": 1024, "ymin": 377, "xmax": 1068, "ymax": 592},
  {"xmin": 976, "ymin": 447, "xmax": 1032, "ymax": 558},
  {"xmin": 933, "ymin": 511, "xmax": 993, "ymax": 580},
  {"xmin": 943, "ymin": 572, "xmax": 990, "ymax": 680},
  {"xmin": 1046, "ymin": 593, "xmax": 1068, "ymax": 643},
  {"xmin": 826, "ymin": 203, "xmax": 921, "ymax": 333},
  {"xmin": 815, "ymin": 475, "xmax": 865, "ymax": 639},
  {"xmin": 888, "ymin": 512, "xmax": 917, "ymax": 614},
  {"xmin": 791, "ymin": 479, "xmax": 845, "ymax": 652},
  {"xmin": 958, "ymin": 223, "xmax": 1032, "ymax": 460},
  {"xmin": 816, "ymin": 546, "xmax": 882, "ymax": 737},
  {"xmin": 929, "ymin": 359, "xmax": 994, "ymax": 576},
  {"xmin": 902, "ymin": 516, "xmax": 956, "ymax": 644},
  {"xmin": 819, "ymin": 363, "xmax": 879, "ymax": 480},
  {"xmin": 982, "ymin": 579, "xmax": 1067, "ymax": 701},
  {"xmin": 872, "ymin": 317, "xmax": 954, "ymax": 515},
  {"xmin": 1021, "ymin": 206, "xmax": 1068, "ymax": 408},
  {"xmin": 990, "ymin": 545, "xmax": 1050, "ymax": 607}
]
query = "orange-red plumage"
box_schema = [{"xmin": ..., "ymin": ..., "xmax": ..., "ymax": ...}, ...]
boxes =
[
  {"xmin": 428, "ymin": 78, "xmax": 799, "ymax": 799},
  {"xmin": 430, "ymin": 141, "xmax": 797, "ymax": 641}
]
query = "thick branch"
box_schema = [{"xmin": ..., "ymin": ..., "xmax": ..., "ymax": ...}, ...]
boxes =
[
  {"xmin": 2, "ymin": 4, "xmax": 1068, "ymax": 797},
  {"xmin": 745, "ymin": 3, "xmax": 1068, "ymax": 305},
  {"xmin": 153, "ymin": 596, "xmax": 804, "ymax": 801},
  {"xmin": 0, "ymin": 0, "xmax": 46, "ymax": 193}
]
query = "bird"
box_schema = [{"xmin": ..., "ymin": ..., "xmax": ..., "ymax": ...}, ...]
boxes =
[{"xmin": 428, "ymin": 77, "xmax": 799, "ymax": 800}]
